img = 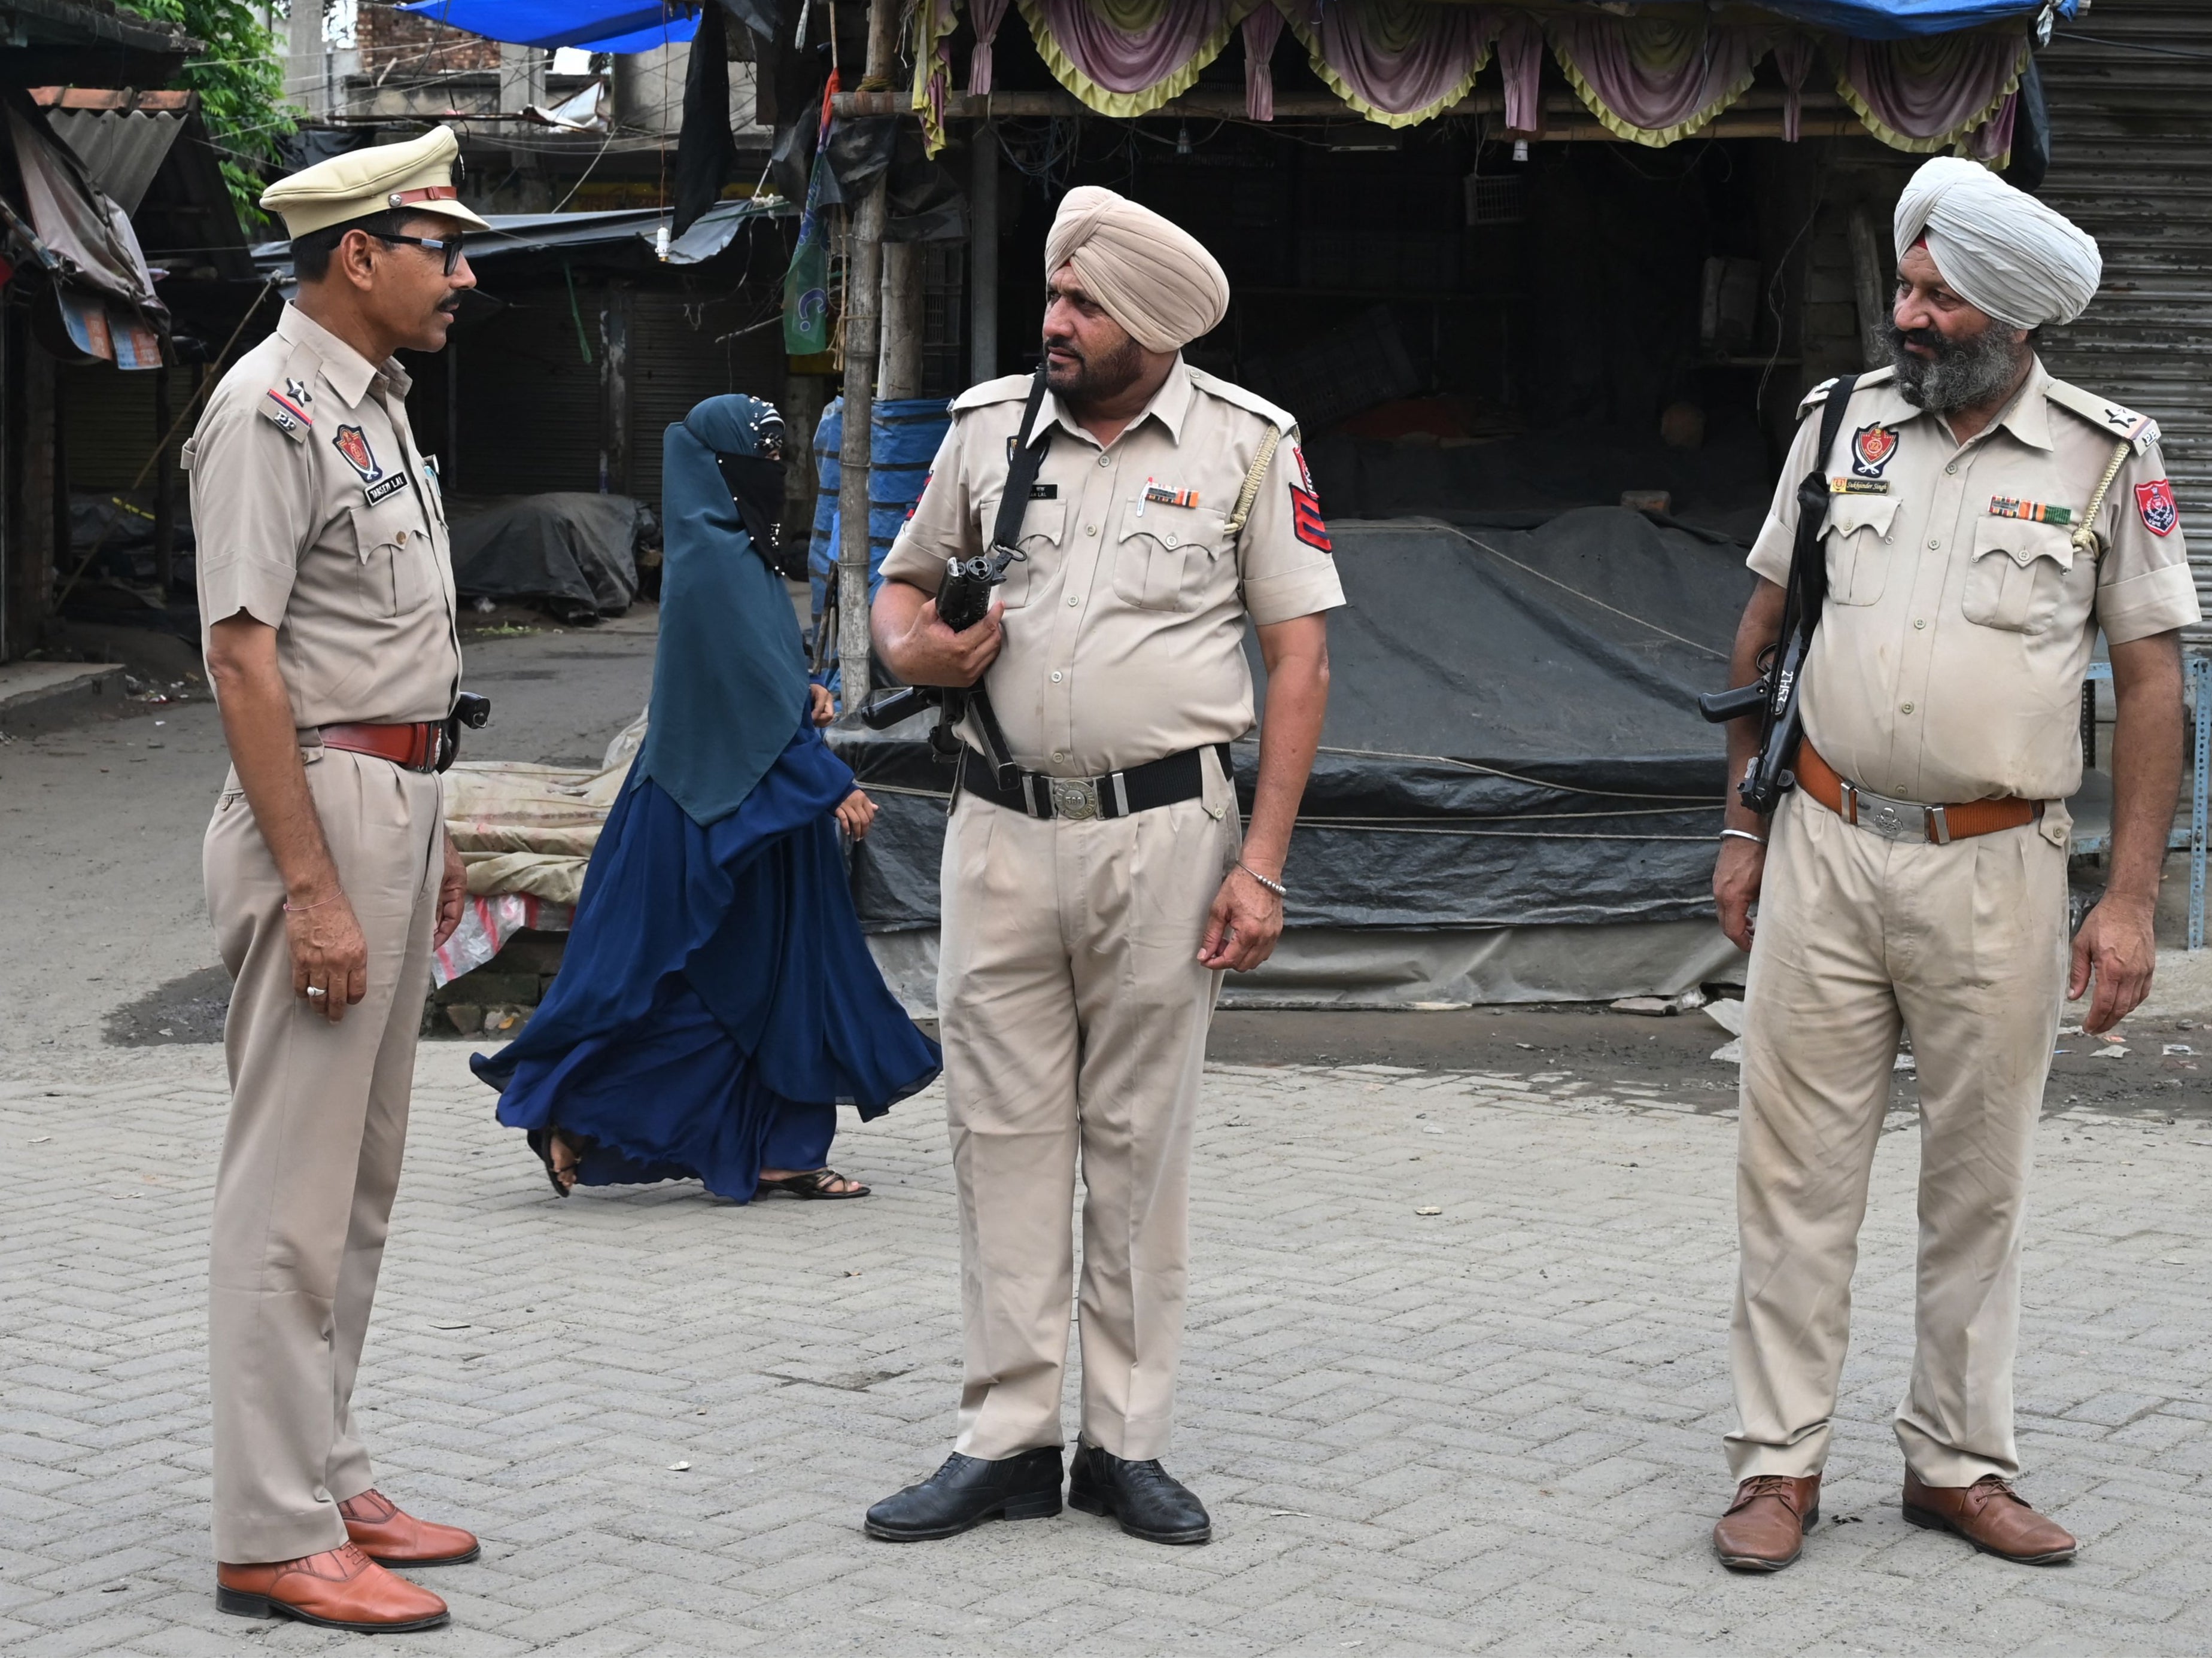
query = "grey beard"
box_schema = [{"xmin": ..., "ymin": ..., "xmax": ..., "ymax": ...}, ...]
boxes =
[{"xmin": 1886, "ymin": 318, "xmax": 2027, "ymax": 412}]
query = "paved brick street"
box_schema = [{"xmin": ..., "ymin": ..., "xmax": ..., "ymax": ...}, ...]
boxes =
[{"xmin": 5, "ymin": 1044, "xmax": 2212, "ymax": 1657}]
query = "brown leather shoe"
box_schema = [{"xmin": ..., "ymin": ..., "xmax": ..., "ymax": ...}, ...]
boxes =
[
  {"xmin": 340, "ymin": 1487, "xmax": 482, "ymax": 1566},
  {"xmin": 1902, "ymin": 1472, "xmax": 2076, "ymax": 1564},
  {"xmin": 1712, "ymin": 1474, "xmax": 1821, "ymax": 1572},
  {"xmin": 216, "ymin": 1542, "xmax": 449, "ymax": 1631}
]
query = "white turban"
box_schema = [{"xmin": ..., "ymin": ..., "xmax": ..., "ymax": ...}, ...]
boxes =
[
  {"xmin": 1893, "ymin": 156, "xmax": 2101, "ymax": 329},
  {"xmin": 1044, "ymin": 185, "xmax": 1229, "ymax": 353}
]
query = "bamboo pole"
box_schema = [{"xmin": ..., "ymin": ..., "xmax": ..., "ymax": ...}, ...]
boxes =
[{"xmin": 834, "ymin": 0, "xmax": 895, "ymax": 712}]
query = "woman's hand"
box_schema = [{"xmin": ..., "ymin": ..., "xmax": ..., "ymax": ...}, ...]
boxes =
[
  {"xmin": 835, "ymin": 789, "xmax": 877, "ymax": 840},
  {"xmin": 809, "ymin": 683, "xmax": 835, "ymax": 726}
]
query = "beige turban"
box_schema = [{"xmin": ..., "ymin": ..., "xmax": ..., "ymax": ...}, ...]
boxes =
[
  {"xmin": 1044, "ymin": 185, "xmax": 1229, "ymax": 353},
  {"xmin": 1894, "ymin": 156, "xmax": 2100, "ymax": 330}
]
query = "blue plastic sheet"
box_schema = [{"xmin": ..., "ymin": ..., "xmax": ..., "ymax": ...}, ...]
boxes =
[
  {"xmin": 1724, "ymin": 0, "xmax": 2073, "ymax": 36},
  {"xmin": 399, "ymin": 0, "xmax": 695, "ymax": 52},
  {"xmin": 807, "ymin": 396, "xmax": 949, "ymax": 625},
  {"xmin": 405, "ymin": 0, "xmax": 2070, "ymax": 53}
]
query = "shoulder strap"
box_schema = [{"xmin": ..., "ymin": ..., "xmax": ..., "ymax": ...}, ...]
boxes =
[
  {"xmin": 1785, "ymin": 372, "xmax": 1859, "ymax": 634},
  {"xmin": 990, "ymin": 371, "xmax": 1052, "ymax": 552}
]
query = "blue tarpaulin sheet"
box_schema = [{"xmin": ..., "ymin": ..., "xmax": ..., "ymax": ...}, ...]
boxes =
[
  {"xmin": 399, "ymin": 0, "xmax": 695, "ymax": 52},
  {"xmin": 1736, "ymin": 0, "xmax": 2073, "ymax": 36},
  {"xmin": 403, "ymin": 0, "xmax": 2072, "ymax": 51}
]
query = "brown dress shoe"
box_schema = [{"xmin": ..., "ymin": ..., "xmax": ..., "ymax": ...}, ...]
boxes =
[
  {"xmin": 217, "ymin": 1542, "xmax": 449, "ymax": 1631},
  {"xmin": 1903, "ymin": 1472, "xmax": 2076, "ymax": 1564},
  {"xmin": 1712, "ymin": 1474, "xmax": 1821, "ymax": 1572},
  {"xmin": 340, "ymin": 1487, "xmax": 482, "ymax": 1566}
]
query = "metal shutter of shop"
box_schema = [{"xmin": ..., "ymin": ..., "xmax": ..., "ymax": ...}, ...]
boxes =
[{"xmin": 2035, "ymin": 2, "xmax": 2212, "ymax": 640}]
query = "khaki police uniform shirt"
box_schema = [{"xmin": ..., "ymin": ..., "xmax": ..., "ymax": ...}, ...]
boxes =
[
  {"xmin": 882, "ymin": 358, "xmax": 1345, "ymax": 777},
  {"xmin": 1748, "ymin": 357, "xmax": 2197, "ymax": 807},
  {"xmin": 186, "ymin": 303, "xmax": 461, "ymax": 730}
]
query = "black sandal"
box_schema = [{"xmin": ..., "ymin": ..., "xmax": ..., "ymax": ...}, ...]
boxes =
[
  {"xmin": 755, "ymin": 1167, "xmax": 871, "ymax": 1200},
  {"xmin": 526, "ymin": 1128, "xmax": 585, "ymax": 1198}
]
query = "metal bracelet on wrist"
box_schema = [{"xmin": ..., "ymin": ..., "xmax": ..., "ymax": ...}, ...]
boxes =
[
  {"xmin": 1718, "ymin": 828, "xmax": 1767, "ymax": 847},
  {"xmin": 1236, "ymin": 861, "xmax": 1287, "ymax": 899}
]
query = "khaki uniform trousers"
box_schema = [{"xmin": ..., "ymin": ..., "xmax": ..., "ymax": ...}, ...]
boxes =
[
  {"xmin": 203, "ymin": 749, "xmax": 443, "ymax": 1563},
  {"xmin": 1727, "ymin": 789, "xmax": 2069, "ymax": 1487},
  {"xmin": 937, "ymin": 779, "xmax": 1239, "ymax": 1462}
]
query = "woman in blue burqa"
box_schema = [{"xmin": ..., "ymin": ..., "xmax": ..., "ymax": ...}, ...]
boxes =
[{"xmin": 474, "ymin": 395, "xmax": 938, "ymax": 1201}]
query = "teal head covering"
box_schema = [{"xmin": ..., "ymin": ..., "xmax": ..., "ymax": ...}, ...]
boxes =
[{"xmin": 633, "ymin": 396, "xmax": 811, "ymax": 826}]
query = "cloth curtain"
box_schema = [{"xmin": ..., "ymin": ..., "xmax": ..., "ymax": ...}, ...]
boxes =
[
  {"xmin": 910, "ymin": 0, "xmax": 960, "ymax": 152},
  {"xmin": 1549, "ymin": 16, "xmax": 1767, "ymax": 147},
  {"xmin": 1241, "ymin": 2, "xmax": 1284, "ymax": 121},
  {"xmin": 1494, "ymin": 10, "xmax": 1542, "ymax": 133},
  {"xmin": 1280, "ymin": 0, "xmax": 1494, "ymax": 129},
  {"xmin": 1771, "ymin": 34, "xmax": 1815, "ymax": 142},
  {"xmin": 1016, "ymin": 0, "xmax": 1259, "ymax": 118},
  {"xmin": 1832, "ymin": 29, "xmax": 2028, "ymax": 159},
  {"xmin": 968, "ymin": 0, "xmax": 1011, "ymax": 94}
]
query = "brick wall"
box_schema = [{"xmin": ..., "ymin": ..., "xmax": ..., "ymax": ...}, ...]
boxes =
[{"xmin": 356, "ymin": 2, "xmax": 500, "ymax": 76}]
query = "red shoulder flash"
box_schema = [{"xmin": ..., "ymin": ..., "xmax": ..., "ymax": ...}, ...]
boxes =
[{"xmin": 2137, "ymin": 478, "xmax": 2179, "ymax": 536}]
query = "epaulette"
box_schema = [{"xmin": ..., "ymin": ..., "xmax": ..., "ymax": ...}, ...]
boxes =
[
  {"xmin": 2044, "ymin": 376, "xmax": 2161, "ymax": 455},
  {"xmin": 1797, "ymin": 364, "xmax": 1896, "ymax": 418},
  {"xmin": 950, "ymin": 373, "xmax": 1034, "ymax": 414},
  {"xmin": 257, "ymin": 383, "xmax": 313, "ymax": 442},
  {"xmin": 1186, "ymin": 366, "xmax": 1298, "ymax": 436}
]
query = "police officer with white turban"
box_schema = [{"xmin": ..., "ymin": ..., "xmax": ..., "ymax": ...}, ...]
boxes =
[
  {"xmin": 864, "ymin": 187, "xmax": 1343, "ymax": 1544},
  {"xmin": 1709, "ymin": 156, "xmax": 2198, "ymax": 1572}
]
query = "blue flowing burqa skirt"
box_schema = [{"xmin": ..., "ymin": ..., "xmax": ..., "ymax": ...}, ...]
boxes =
[{"xmin": 473, "ymin": 722, "xmax": 940, "ymax": 1200}]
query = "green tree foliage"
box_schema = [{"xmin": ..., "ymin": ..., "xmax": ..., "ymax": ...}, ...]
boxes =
[{"xmin": 120, "ymin": 0, "xmax": 295, "ymax": 224}]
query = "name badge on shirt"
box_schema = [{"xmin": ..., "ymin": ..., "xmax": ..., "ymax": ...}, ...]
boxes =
[
  {"xmin": 363, "ymin": 473, "xmax": 410, "ymax": 506},
  {"xmin": 1830, "ymin": 476, "xmax": 1889, "ymax": 496},
  {"xmin": 1029, "ymin": 483, "xmax": 1058, "ymax": 500}
]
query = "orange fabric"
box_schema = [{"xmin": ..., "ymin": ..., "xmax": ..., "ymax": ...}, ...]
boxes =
[{"xmin": 1797, "ymin": 743, "xmax": 2039, "ymax": 841}]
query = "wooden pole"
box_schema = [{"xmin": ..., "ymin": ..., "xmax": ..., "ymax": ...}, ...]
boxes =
[
  {"xmin": 879, "ymin": 241, "xmax": 923, "ymax": 399},
  {"xmin": 151, "ymin": 364, "xmax": 174, "ymax": 601},
  {"xmin": 970, "ymin": 123, "xmax": 998, "ymax": 383},
  {"xmin": 834, "ymin": 0, "xmax": 895, "ymax": 711},
  {"xmin": 1847, "ymin": 205, "xmax": 1889, "ymax": 373}
]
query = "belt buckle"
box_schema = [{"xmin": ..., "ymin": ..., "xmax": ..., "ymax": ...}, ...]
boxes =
[
  {"xmin": 1856, "ymin": 788, "xmax": 1928, "ymax": 844},
  {"xmin": 1049, "ymin": 777, "xmax": 1100, "ymax": 821}
]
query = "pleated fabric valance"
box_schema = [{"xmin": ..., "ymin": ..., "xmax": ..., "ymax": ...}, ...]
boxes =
[{"xmin": 908, "ymin": 0, "xmax": 2031, "ymax": 164}]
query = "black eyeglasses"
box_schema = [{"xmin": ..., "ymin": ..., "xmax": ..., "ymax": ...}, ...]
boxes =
[{"xmin": 376, "ymin": 233, "xmax": 466, "ymax": 276}]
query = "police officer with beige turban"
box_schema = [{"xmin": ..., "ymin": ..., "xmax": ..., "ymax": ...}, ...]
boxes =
[
  {"xmin": 1710, "ymin": 157, "xmax": 2198, "ymax": 1574},
  {"xmin": 865, "ymin": 187, "xmax": 1341, "ymax": 1545},
  {"xmin": 191, "ymin": 127, "xmax": 487, "ymax": 1631}
]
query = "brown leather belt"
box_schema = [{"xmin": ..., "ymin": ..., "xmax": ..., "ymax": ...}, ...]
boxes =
[
  {"xmin": 318, "ymin": 720, "xmax": 443, "ymax": 773},
  {"xmin": 1797, "ymin": 743, "xmax": 2041, "ymax": 845}
]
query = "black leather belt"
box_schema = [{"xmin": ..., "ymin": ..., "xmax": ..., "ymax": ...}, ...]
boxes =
[{"xmin": 958, "ymin": 743, "xmax": 1231, "ymax": 821}]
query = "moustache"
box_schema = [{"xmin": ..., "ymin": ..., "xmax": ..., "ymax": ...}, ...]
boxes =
[{"xmin": 1893, "ymin": 325, "xmax": 1950, "ymax": 356}]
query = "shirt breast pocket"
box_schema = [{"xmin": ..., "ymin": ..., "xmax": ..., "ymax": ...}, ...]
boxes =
[
  {"xmin": 1822, "ymin": 495, "xmax": 1900, "ymax": 607},
  {"xmin": 970, "ymin": 495, "xmax": 1061, "ymax": 610},
  {"xmin": 347, "ymin": 502, "xmax": 432, "ymax": 617},
  {"xmin": 1112, "ymin": 503, "xmax": 1227, "ymax": 613},
  {"xmin": 1962, "ymin": 518, "xmax": 2077, "ymax": 635}
]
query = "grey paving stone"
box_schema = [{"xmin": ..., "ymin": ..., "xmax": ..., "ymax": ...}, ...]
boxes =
[{"xmin": 4, "ymin": 1045, "xmax": 2210, "ymax": 1653}]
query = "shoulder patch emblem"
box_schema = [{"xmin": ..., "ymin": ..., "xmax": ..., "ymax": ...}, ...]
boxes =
[
  {"xmin": 1851, "ymin": 423, "xmax": 1898, "ymax": 479},
  {"xmin": 332, "ymin": 424, "xmax": 381, "ymax": 482},
  {"xmin": 1288, "ymin": 446, "xmax": 1329, "ymax": 553},
  {"xmin": 2137, "ymin": 479, "xmax": 2180, "ymax": 537}
]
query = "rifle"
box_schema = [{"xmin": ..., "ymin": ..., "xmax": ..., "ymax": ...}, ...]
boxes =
[
  {"xmin": 859, "ymin": 369, "xmax": 1051, "ymax": 791},
  {"xmin": 1697, "ymin": 373, "xmax": 1858, "ymax": 815}
]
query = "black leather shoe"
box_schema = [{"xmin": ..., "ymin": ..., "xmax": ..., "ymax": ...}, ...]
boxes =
[
  {"xmin": 864, "ymin": 1449, "xmax": 1064, "ymax": 1541},
  {"xmin": 1067, "ymin": 1442, "xmax": 1211, "ymax": 1544}
]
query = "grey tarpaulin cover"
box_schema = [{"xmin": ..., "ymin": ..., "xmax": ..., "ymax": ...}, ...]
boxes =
[
  {"xmin": 448, "ymin": 492, "xmax": 655, "ymax": 617},
  {"xmin": 829, "ymin": 507, "xmax": 1755, "ymax": 935}
]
